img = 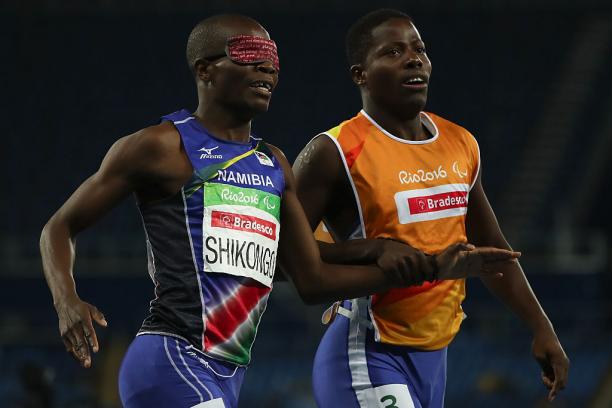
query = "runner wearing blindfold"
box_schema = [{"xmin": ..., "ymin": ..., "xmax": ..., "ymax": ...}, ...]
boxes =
[{"xmin": 40, "ymin": 14, "xmax": 520, "ymax": 408}]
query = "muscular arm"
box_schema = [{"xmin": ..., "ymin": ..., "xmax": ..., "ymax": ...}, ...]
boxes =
[
  {"xmin": 41, "ymin": 126, "xmax": 172, "ymax": 305},
  {"xmin": 40, "ymin": 123, "xmax": 183, "ymax": 367},
  {"xmin": 41, "ymin": 138, "xmax": 136, "ymax": 305},
  {"xmin": 466, "ymin": 170, "xmax": 569, "ymax": 400}
]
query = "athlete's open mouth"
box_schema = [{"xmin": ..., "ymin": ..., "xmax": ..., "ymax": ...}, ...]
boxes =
[
  {"xmin": 402, "ymin": 75, "xmax": 428, "ymax": 88},
  {"xmin": 249, "ymin": 80, "xmax": 273, "ymax": 93}
]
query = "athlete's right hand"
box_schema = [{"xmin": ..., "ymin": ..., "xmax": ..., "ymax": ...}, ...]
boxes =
[
  {"xmin": 54, "ymin": 295, "xmax": 107, "ymax": 368},
  {"xmin": 435, "ymin": 243, "xmax": 521, "ymax": 280},
  {"xmin": 375, "ymin": 238, "xmax": 435, "ymax": 286}
]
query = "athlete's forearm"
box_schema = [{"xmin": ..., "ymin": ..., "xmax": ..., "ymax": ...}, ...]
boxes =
[
  {"xmin": 291, "ymin": 262, "xmax": 393, "ymax": 305},
  {"xmin": 40, "ymin": 217, "xmax": 80, "ymax": 306},
  {"xmin": 481, "ymin": 262, "xmax": 555, "ymax": 335},
  {"xmin": 317, "ymin": 239, "xmax": 382, "ymax": 265}
]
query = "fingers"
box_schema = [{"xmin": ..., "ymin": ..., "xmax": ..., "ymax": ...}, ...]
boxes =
[
  {"xmin": 547, "ymin": 361, "xmax": 568, "ymax": 401},
  {"xmin": 63, "ymin": 329, "xmax": 90, "ymax": 367},
  {"xmin": 473, "ymin": 247, "xmax": 521, "ymax": 262},
  {"xmin": 90, "ymin": 305, "xmax": 108, "ymax": 328},
  {"xmin": 57, "ymin": 301, "xmax": 107, "ymax": 369},
  {"xmin": 445, "ymin": 242, "xmax": 475, "ymax": 256},
  {"xmin": 62, "ymin": 322, "xmax": 92, "ymax": 368},
  {"xmin": 87, "ymin": 305, "xmax": 108, "ymax": 353},
  {"xmin": 62, "ymin": 330, "xmax": 79, "ymax": 356},
  {"xmin": 82, "ymin": 319, "xmax": 99, "ymax": 354},
  {"xmin": 536, "ymin": 353, "xmax": 568, "ymax": 401},
  {"xmin": 62, "ymin": 335, "xmax": 74, "ymax": 353},
  {"xmin": 72, "ymin": 324, "xmax": 92, "ymax": 368},
  {"xmin": 541, "ymin": 371, "xmax": 554, "ymax": 389}
]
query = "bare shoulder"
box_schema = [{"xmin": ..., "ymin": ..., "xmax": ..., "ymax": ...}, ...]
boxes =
[
  {"xmin": 114, "ymin": 121, "xmax": 180, "ymax": 160},
  {"xmin": 292, "ymin": 133, "xmax": 344, "ymax": 192},
  {"xmin": 100, "ymin": 120, "xmax": 188, "ymax": 191},
  {"xmin": 265, "ymin": 142, "xmax": 288, "ymax": 163},
  {"xmin": 294, "ymin": 134, "xmax": 340, "ymax": 171}
]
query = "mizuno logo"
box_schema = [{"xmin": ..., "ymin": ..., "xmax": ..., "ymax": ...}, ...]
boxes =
[
  {"xmin": 199, "ymin": 146, "xmax": 219, "ymax": 154},
  {"xmin": 199, "ymin": 145, "xmax": 223, "ymax": 159}
]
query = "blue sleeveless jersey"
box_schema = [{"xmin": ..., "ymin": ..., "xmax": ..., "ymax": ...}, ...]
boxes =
[{"xmin": 138, "ymin": 109, "xmax": 285, "ymax": 366}]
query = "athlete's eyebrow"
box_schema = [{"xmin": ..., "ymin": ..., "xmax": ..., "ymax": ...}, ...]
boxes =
[
  {"xmin": 379, "ymin": 39, "xmax": 425, "ymax": 49},
  {"xmin": 377, "ymin": 40, "xmax": 408, "ymax": 51}
]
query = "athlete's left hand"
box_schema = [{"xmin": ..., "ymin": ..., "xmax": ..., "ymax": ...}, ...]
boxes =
[{"xmin": 531, "ymin": 330, "xmax": 569, "ymax": 401}]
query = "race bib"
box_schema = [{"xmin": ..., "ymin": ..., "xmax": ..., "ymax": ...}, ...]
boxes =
[
  {"xmin": 203, "ymin": 183, "xmax": 281, "ymax": 288},
  {"xmin": 191, "ymin": 398, "xmax": 226, "ymax": 408},
  {"xmin": 365, "ymin": 384, "xmax": 415, "ymax": 408}
]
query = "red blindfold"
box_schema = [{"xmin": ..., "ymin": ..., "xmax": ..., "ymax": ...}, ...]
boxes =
[{"xmin": 225, "ymin": 35, "xmax": 280, "ymax": 72}]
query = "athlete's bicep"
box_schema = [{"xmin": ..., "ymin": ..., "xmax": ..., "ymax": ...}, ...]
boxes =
[
  {"xmin": 466, "ymin": 171, "xmax": 511, "ymax": 249},
  {"xmin": 53, "ymin": 134, "xmax": 147, "ymax": 235},
  {"xmin": 293, "ymin": 134, "xmax": 343, "ymax": 230}
]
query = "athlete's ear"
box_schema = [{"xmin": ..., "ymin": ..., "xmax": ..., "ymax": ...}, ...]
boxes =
[
  {"xmin": 194, "ymin": 58, "xmax": 213, "ymax": 85},
  {"xmin": 350, "ymin": 64, "xmax": 366, "ymax": 86}
]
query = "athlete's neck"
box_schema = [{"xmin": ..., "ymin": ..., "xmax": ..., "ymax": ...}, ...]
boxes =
[
  {"xmin": 193, "ymin": 103, "xmax": 252, "ymax": 143},
  {"xmin": 362, "ymin": 102, "xmax": 429, "ymax": 141}
]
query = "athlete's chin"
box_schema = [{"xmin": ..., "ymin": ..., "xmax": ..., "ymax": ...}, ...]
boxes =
[
  {"xmin": 248, "ymin": 100, "xmax": 272, "ymax": 115},
  {"xmin": 396, "ymin": 94, "xmax": 428, "ymax": 113},
  {"xmin": 231, "ymin": 101, "xmax": 271, "ymax": 119}
]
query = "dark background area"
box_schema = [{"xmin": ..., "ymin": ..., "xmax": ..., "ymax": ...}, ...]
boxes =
[{"xmin": 2, "ymin": 1, "xmax": 611, "ymax": 407}]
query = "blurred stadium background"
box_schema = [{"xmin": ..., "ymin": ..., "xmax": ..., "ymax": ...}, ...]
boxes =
[{"xmin": 2, "ymin": 0, "xmax": 612, "ymax": 407}]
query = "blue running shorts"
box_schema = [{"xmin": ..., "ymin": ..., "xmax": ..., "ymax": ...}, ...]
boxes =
[
  {"xmin": 119, "ymin": 334, "xmax": 246, "ymax": 408},
  {"xmin": 313, "ymin": 300, "xmax": 447, "ymax": 408}
]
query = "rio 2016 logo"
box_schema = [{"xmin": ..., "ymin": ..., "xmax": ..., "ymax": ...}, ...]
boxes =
[{"xmin": 398, "ymin": 165, "xmax": 447, "ymax": 184}]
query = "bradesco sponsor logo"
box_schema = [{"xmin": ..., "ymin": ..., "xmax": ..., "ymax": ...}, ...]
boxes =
[
  {"xmin": 211, "ymin": 210, "xmax": 277, "ymax": 240},
  {"xmin": 394, "ymin": 183, "xmax": 470, "ymax": 224},
  {"xmin": 408, "ymin": 191, "xmax": 468, "ymax": 214}
]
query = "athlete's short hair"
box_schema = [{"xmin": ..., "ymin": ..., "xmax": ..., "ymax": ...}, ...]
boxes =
[
  {"xmin": 345, "ymin": 9, "xmax": 413, "ymax": 67},
  {"xmin": 185, "ymin": 14, "xmax": 262, "ymax": 75}
]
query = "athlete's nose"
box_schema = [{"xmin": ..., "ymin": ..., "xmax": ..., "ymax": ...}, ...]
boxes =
[{"xmin": 404, "ymin": 53, "xmax": 423, "ymax": 68}]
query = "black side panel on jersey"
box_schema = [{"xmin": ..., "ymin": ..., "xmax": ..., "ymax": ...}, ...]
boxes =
[{"xmin": 138, "ymin": 191, "xmax": 204, "ymax": 348}]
